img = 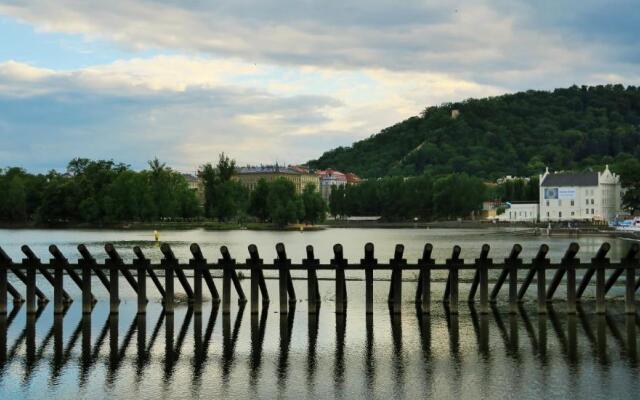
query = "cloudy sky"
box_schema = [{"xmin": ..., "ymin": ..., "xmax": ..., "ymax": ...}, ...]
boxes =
[{"xmin": 0, "ymin": 1, "xmax": 639, "ymax": 172}]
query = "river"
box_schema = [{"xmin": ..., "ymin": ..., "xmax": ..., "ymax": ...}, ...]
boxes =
[{"xmin": 0, "ymin": 227, "xmax": 638, "ymax": 399}]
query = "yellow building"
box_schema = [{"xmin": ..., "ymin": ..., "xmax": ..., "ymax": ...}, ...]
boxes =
[{"xmin": 233, "ymin": 165, "xmax": 320, "ymax": 193}]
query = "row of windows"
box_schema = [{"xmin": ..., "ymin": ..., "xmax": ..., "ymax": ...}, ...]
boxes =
[
  {"xmin": 545, "ymin": 209, "xmax": 595, "ymax": 218},
  {"xmin": 545, "ymin": 199, "xmax": 594, "ymax": 207}
]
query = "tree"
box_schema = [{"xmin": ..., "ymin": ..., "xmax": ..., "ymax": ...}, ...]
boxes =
[
  {"xmin": 249, "ymin": 178, "xmax": 270, "ymax": 221},
  {"xmin": 267, "ymin": 178, "xmax": 302, "ymax": 226},
  {"xmin": 613, "ymin": 159, "xmax": 640, "ymax": 213},
  {"xmin": 301, "ymin": 183, "xmax": 326, "ymax": 224}
]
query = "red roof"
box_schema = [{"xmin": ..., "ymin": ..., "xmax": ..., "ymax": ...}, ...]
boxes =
[
  {"xmin": 316, "ymin": 169, "xmax": 346, "ymax": 179},
  {"xmin": 345, "ymin": 172, "xmax": 361, "ymax": 184}
]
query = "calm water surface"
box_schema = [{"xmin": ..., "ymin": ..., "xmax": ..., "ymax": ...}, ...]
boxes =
[{"xmin": 0, "ymin": 227, "xmax": 638, "ymax": 399}]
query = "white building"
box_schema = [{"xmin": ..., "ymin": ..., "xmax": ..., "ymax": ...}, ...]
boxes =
[
  {"xmin": 498, "ymin": 202, "xmax": 539, "ymax": 222},
  {"xmin": 316, "ymin": 169, "xmax": 347, "ymax": 202},
  {"xmin": 539, "ymin": 166, "xmax": 622, "ymax": 222}
]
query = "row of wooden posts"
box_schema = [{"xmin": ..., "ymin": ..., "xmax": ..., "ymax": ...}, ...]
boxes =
[{"xmin": 0, "ymin": 242, "xmax": 639, "ymax": 317}]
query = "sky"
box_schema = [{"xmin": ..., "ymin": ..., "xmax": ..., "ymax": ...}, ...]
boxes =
[{"xmin": 0, "ymin": 1, "xmax": 639, "ymax": 172}]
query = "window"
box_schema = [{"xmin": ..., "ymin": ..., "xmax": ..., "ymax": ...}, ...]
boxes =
[
  {"xmin": 591, "ymin": 208, "xmax": 595, "ymax": 214},
  {"xmin": 591, "ymin": 199, "xmax": 594, "ymax": 205},
  {"xmin": 546, "ymin": 200, "xmax": 550, "ymax": 207},
  {"xmin": 570, "ymin": 200, "xmax": 574, "ymax": 206},
  {"xmin": 559, "ymin": 212, "xmax": 562, "ymax": 218},
  {"xmin": 571, "ymin": 211, "xmax": 575, "ymax": 216},
  {"xmin": 547, "ymin": 212, "xmax": 550, "ymax": 217},
  {"xmin": 586, "ymin": 199, "xmax": 589, "ymax": 205},
  {"xmin": 585, "ymin": 209, "xmax": 589, "ymax": 214}
]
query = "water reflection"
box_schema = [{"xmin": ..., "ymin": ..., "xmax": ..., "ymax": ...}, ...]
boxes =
[{"xmin": 0, "ymin": 301, "xmax": 639, "ymax": 399}]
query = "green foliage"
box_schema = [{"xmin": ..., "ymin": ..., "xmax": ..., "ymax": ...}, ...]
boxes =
[
  {"xmin": 329, "ymin": 173, "xmax": 484, "ymax": 220},
  {"xmin": 197, "ymin": 154, "xmax": 246, "ymax": 221},
  {"xmin": 301, "ymin": 183, "xmax": 326, "ymax": 224},
  {"xmin": 309, "ymin": 85, "xmax": 640, "ymax": 179},
  {"xmin": 497, "ymin": 177, "xmax": 539, "ymax": 202},
  {"xmin": 266, "ymin": 178, "xmax": 303, "ymax": 226},
  {"xmin": 612, "ymin": 158, "xmax": 640, "ymax": 213},
  {"xmin": 248, "ymin": 178, "xmax": 270, "ymax": 221},
  {"xmin": 0, "ymin": 159, "xmax": 201, "ymax": 224}
]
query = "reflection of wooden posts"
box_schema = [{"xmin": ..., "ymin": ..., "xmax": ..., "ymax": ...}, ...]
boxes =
[
  {"xmin": 445, "ymin": 246, "xmax": 462, "ymax": 315},
  {"xmin": 389, "ymin": 244, "xmax": 406, "ymax": 314},
  {"xmin": 332, "ymin": 244, "xmax": 348, "ymax": 315},
  {"xmin": 416, "ymin": 244, "xmax": 434, "ymax": 314},
  {"xmin": 362, "ymin": 243, "xmax": 377, "ymax": 315},
  {"xmin": 133, "ymin": 247, "xmax": 150, "ymax": 314},
  {"xmin": 577, "ymin": 243, "xmax": 610, "ymax": 299},
  {"xmin": 547, "ymin": 243, "xmax": 580, "ymax": 301},
  {"xmin": 303, "ymin": 245, "xmax": 321, "ymax": 315}
]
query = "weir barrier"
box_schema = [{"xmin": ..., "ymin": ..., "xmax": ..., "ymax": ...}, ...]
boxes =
[{"xmin": 0, "ymin": 241, "xmax": 639, "ymax": 316}]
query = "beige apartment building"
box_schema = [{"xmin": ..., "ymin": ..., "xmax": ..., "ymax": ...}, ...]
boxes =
[{"xmin": 233, "ymin": 165, "xmax": 320, "ymax": 193}]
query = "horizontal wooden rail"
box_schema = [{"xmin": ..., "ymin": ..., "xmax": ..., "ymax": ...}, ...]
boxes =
[{"xmin": 0, "ymin": 242, "xmax": 637, "ymax": 316}]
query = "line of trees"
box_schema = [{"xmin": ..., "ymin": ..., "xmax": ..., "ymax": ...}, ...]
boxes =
[
  {"xmin": 0, "ymin": 155, "xmax": 328, "ymax": 226},
  {"xmin": 329, "ymin": 172, "xmax": 487, "ymax": 220},
  {"xmin": 0, "ymin": 158, "xmax": 200, "ymax": 224},
  {"xmin": 496, "ymin": 177, "xmax": 540, "ymax": 202}
]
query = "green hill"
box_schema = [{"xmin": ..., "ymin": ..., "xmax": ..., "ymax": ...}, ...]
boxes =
[{"xmin": 308, "ymin": 84, "xmax": 640, "ymax": 179}]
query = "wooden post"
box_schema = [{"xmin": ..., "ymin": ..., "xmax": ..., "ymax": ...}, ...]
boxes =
[
  {"xmin": 565, "ymin": 246, "xmax": 580, "ymax": 315},
  {"xmin": 446, "ymin": 246, "xmax": 462, "ymax": 315},
  {"xmin": 247, "ymin": 244, "xmax": 263, "ymax": 315},
  {"xmin": 0, "ymin": 247, "xmax": 9, "ymax": 314},
  {"xmin": 532, "ymin": 245, "xmax": 549, "ymax": 314},
  {"xmin": 362, "ymin": 243, "xmax": 377, "ymax": 315},
  {"xmin": 304, "ymin": 245, "xmax": 321, "ymax": 314},
  {"xmin": 547, "ymin": 242, "xmax": 579, "ymax": 301},
  {"xmin": 596, "ymin": 250, "xmax": 607, "ymax": 314},
  {"xmin": 25, "ymin": 254, "xmax": 36, "ymax": 314},
  {"xmin": 624, "ymin": 252, "xmax": 637, "ymax": 315},
  {"xmin": 221, "ymin": 246, "xmax": 246, "ymax": 306},
  {"xmin": 605, "ymin": 243, "xmax": 639, "ymax": 295},
  {"xmin": 390, "ymin": 244, "xmax": 406, "ymax": 314},
  {"xmin": 160, "ymin": 244, "xmax": 194, "ymax": 304},
  {"xmin": 133, "ymin": 248, "xmax": 149, "ymax": 314},
  {"xmin": 578, "ymin": 243, "xmax": 610, "ymax": 299},
  {"xmin": 134, "ymin": 246, "xmax": 166, "ymax": 300},
  {"xmin": 79, "ymin": 257, "xmax": 93, "ymax": 314},
  {"xmin": 106, "ymin": 256, "xmax": 120, "ymax": 314},
  {"xmin": 477, "ymin": 244, "xmax": 491, "ymax": 314},
  {"xmin": 105, "ymin": 244, "xmax": 139, "ymax": 297},
  {"xmin": 417, "ymin": 244, "xmax": 434, "ymax": 314},
  {"xmin": 160, "ymin": 245, "xmax": 176, "ymax": 315},
  {"xmin": 332, "ymin": 244, "xmax": 347, "ymax": 315},
  {"xmin": 507, "ymin": 245, "xmax": 522, "ymax": 314},
  {"xmin": 53, "ymin": 254, "xmax": 64, "ymax": 314},
  {"xmin": 519, "ymin": 245, "xmax": 549, "ymax": 301},
  {"xmin": 50, "ymin": 244, "xmax": 87, "ymax": 302},
  {"xmin": 469, "ymin": 244, "xmax": 490, "ymax": 302},
  {"xmin": 23, "ymin": 245, "xmax": 71, "ymax": 303},
  {"xmin": 190, "ymin": 244, "xmax": 205, "ymax": 314},
  {"xmin": 275, "ymin": 243, "xmax": 290, "ymax": 315},
  {"xmin": 78, "ymin": 244, "xmax": 110, "ymax": 292}
]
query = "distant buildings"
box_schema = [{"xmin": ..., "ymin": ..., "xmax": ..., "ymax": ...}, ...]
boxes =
[
  {"xmin": 233, "ymin": 165, "xmax": 319, "ymax": 194},
  {"xmin": 539, "ymin": 166, "xmax": 622, "ymax": 222},
  {"xmin": 498, "ymin": 202, "xmax": 539, "ymax": 222},
  {"xmin": 316, "ymin": 169, "xmax": 362, "ymax": 201}
]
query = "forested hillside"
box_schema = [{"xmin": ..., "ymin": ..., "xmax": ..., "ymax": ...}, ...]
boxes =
[{"xmin": 309, "ymin": 85, "xmax": 640, "ymax": 179}]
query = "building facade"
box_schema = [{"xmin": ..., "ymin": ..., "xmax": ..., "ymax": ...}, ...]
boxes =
[
  {"xmin": 233, "ymin": 165, "xmax": 319, "ymax": 194},
  {"xmin": 539, "ymin": 166, "xmax": 622, "ymax": 222},
  {"xmin": 316, "ymin": 169, "xmax": 348, "ymax": 201},
  {"xmin": 498, "ymin": 202, "xmax": 539, "ymax": 222}
]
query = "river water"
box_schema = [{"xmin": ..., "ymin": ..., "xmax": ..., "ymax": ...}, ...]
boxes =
[{"xmin": 0, "ymin": 227, "xmax": 638, "ymax": 399}]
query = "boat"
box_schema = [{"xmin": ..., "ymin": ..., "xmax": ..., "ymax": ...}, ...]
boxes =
[{"xmin": 611, "ymin": 217, "xmax": 640, "ymax": 232}]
